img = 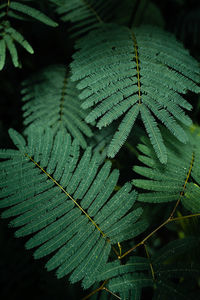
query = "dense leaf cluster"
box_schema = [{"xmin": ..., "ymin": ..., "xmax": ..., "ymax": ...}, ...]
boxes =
[{"xmin": 0, "ymin": 1, "xmax": 200, "ymax": 299}]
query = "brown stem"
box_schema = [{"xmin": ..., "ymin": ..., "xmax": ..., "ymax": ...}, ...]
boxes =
[
  {"xmin": 119, "ymin": 212, "xmax": 200, "ymax": 260},
  {"xmin": 82, "ymin": 280, "xmax": 107, "ymax": 300},
  {"xmin": 169, "ymin": 213, "xmax": 200, "ymax": 222},
  {"xmin": 119, "ymin": 218, "xmax": 169, "ymax": 259},
  {"xmin": 103, "ymin": 287, "xmax": 121, "ymax": 299},
  {"xmin": 119, "ymin": 152, "xmax": 195, "ymax": 260},
  {"xmin": 169, "ymin": 152, "xmax": 194, "ymax": 219}
]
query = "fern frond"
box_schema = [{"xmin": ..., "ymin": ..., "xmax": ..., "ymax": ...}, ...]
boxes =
[
  {"xmin": 108, "ymin": 273, "xmax": 152, "ymax": 294},
  {"xmin": 132, "ymin": 126, "xmax": 200, "ymax": 211},
  {"xmin": 0, "ymin": 20, "xmax": 34, "ymax": 69},
  {"xmin": 0, "ymin": 20, "xmax": 33, "ymax": 68},
  {"xmin": 9, "ymin": 1, "xmax": 58, "ymax": 27},
  {"xmin": 21, "ymin": 65, "xmax": 93, "ymax": 148},
  {"xmin": 0, "ymin": 127, "xmax": 144, "ymax": 288},
  {"xmin": 71, "ymin": 24, "xmax": 199, "ymax": 162},
  {"xmin": 0, "ymin": 1, "xmax": 57, "ymax": 70},
  {"xmin": 88, "ymin": 257, "xmax": 151, "ymax": 298},
  {"xmin": 50, "ymin": 0, "xmax": 117, "ymax": 37},
  {"xmin": 96, "ymin": 257, "xmax": 149, "ymax": 282}
]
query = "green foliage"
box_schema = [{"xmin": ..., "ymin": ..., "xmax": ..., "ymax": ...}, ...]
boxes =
[
  {"xmin": 70, "ymin": 23, "xmax": 199, "ymax": 162},
  {"xmin": 0, "ymin": 127, "xmax": 146, "ymax": 289},
  {"xmin": 50, "ymin": 0, "xmax": 118, "ymax": 37},
  {"xmin": 21, "ymin": 64, "xmax": 93, "ymax": 148},
  {"xmin": 9, "ymin": 1, "xmax": 58, "ymax": 26},
  {"xmin": 95, "ymin": 257, "xmax": 152, "ymax": 295},
  {"xmin": 0, "ymin": 19, "xmax": 34, "ymax": 68},
  {"xmin": 132, "ymin": 126, "xmax": 200, "ymax": 212},
  {"xmin": 0, "ymin": 0, "xmax": 57, "ymax": 69},
  {"xmin": 0, "ymin": 1, "xmax": 200, "ymax": 299}
]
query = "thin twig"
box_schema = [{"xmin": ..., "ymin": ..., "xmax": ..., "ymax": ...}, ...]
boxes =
[
  {"xmin": 119, "ymin": 152, "xmax": 195, "ymax": 260},
  {"xmin": 169, "ymin": 213, "xmax": 200, "ymax": 222},
  {"xmin": 144, "ymin": 243, "xmax": 155, "ymax": 281},
  {"xmin": 103, "ymin": 287, "xmax": 121, "ymax": 299},
  {"xmin": 169, "ymin": 152, "xmax": 194, "ymax": 219},
  {"xmin": 82, "ymin": 280, "xmax": 107, "ymax": 300},
  {"xmin": 119, "ymin": 218, "xmax": 169, "ymax": 259}
]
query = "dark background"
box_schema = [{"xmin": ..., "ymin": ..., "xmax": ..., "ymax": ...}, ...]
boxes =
[{"xmin": 0, "ymin": 0, "xmax": 200, "ymax": 299}]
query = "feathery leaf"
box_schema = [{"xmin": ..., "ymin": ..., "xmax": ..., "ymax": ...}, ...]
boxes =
[
  {"xmin": 132, "ymin": 126, "xmax": 200, "ymax": 212},
  {"xmin": 0, "ymin": 127, "xmax": 144, "ymax": 288},
  {"xmin": 22, "ymin": 65, "xmax": 93, "ymax": 148},
  {"xmin": 10, "ymin": 1, "xmax": 58, "ymax": 27},
  {"xmin": 50, "ymin": 0, "xmax": 118, "ymax": 37},
  {"xmin": 71, "ymin": 24, "xmax": 199, "ymax": 161}
]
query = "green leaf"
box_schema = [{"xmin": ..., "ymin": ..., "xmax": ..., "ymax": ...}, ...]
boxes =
[
  {"xmin": 10, "ymin": 1, "xmax": 58, "ymax": 27},
  {"xmin": 132, "ymin": 126, "xmax": 200, "ymax": 209},
  {"xmin": 108, "ymin": 273, "xmax": 152, "ymax": 293},
  {"xmin": 0, "ymin": 20, "xmax": 33, "ymax": 69},
  {"xmin": 140, "ymin": 105, "xmax": 167, "ymax": 164},
  {"xmin": 0, "ymin": 127, "xmax": 144, "ymax": 288},
  {"xmin": 107, "ymin": 104, "xmax": 140, "ymax": 157},
  {"xmin": 22, "ymin": 65, "xmax": 93, "ymax": 148},
  {"xmin": 4, "ymin": 34, "xmax": 19, "ymax": 67},
  {"xmin": 0, "ymin": 38, "xmax": 6, "ymax": 70},
  {"xmin": 50, "ymin": 0, "xmax": 118, "ymax": 37},
  {"xmin": 71, "ymin": 24, "xmax": 199, "ymax": 160},
  {"xmin": 7, "ymin": 26, "xmax": 34, "ymax": 54}
]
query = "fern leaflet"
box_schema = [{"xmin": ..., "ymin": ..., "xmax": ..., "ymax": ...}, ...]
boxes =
[
  {"xmin": 9, "ymin": 1, "xmax": 58, "ymax": 27},
  {"xmin": 50, "ymin": 0, "xmax": 118, "ymax": 37}
]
